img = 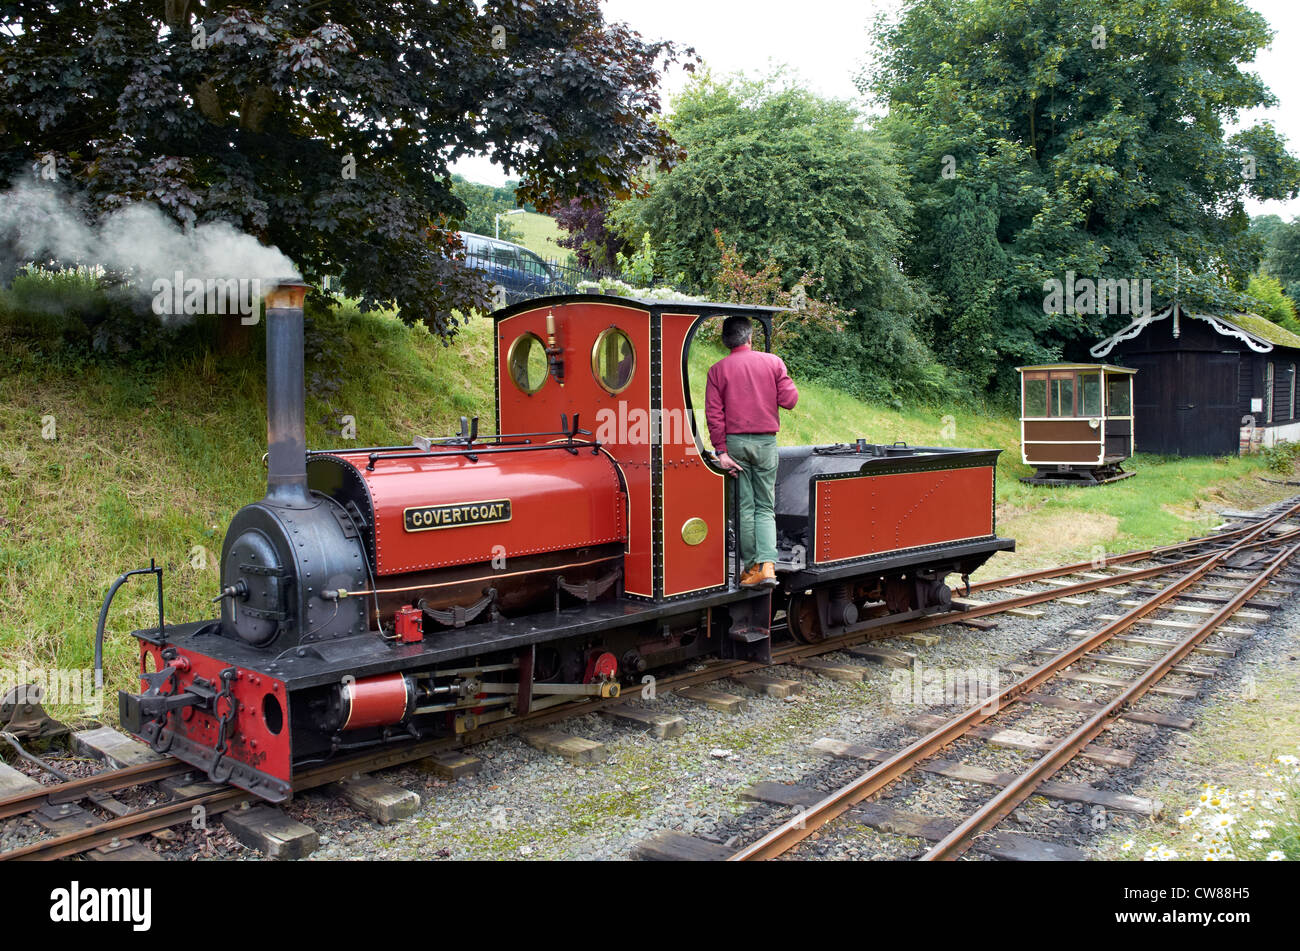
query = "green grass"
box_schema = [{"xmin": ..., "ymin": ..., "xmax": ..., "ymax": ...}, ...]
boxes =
[
  {"xmin": 0, "ymin": 301, "xmax": 498, "ymax": 719},
  {"xmin": 0, "ymin": 301, "xmax": 1292, "ymax": 723},
  {"xmin": 510, "ymin": 211, "xmax": 567, "ymax": 262}
]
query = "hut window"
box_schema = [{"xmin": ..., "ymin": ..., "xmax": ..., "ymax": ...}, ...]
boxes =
[
  {"xmin": 1266, "ymin": 362, "xmax": 1275, "ymax": 424},
  {"xmin": 1049, "ymin": 376, "xmax": 1074, "ymax": 417},
  {"xmin": 1107, "ymin": 376, "xmax": 1131, "ymax": 416},
  {"xmin": 1024, "ymin": 377, "xmax": 1048, "ymax": 417},
  {"xmin": 1079, "ymin": 372, "xmax": 1102, "ymax": 416}
]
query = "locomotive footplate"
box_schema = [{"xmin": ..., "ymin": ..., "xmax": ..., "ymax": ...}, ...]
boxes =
[{"xmin": 136, "ymin": 586, "xmax": 773, "ymax": 693}]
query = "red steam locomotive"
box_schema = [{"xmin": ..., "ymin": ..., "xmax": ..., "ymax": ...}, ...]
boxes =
[{"xmin": 105, "ymin": 284, "xmax": 1013, "ymax": 801}]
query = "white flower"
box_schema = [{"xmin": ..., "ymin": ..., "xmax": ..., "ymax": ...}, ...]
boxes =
[
  {"xmin": 1266, "ymin": 851, "xmax": 1286, "ymax": 861},
  {"xmin": 1275, "ymin": 755, "xmax": 1298, "ymax": 767},
  {"xmin": 1120, "ymin": 840, "xmax": 1135, "ymax": 852},
  {"xmin": 1250, "ymin": 828, "xmax": 1271, "ymax": 840}
]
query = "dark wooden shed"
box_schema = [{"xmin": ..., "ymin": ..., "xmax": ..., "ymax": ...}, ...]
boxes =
[{"xmin": 1091, "ymin": 303, "xmax": 1300, "ymax": 456}]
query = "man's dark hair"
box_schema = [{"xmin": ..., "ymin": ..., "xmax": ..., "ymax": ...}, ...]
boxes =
[{"xmin": 722, "ymin": 315, "xmax": 753, "ymax": 349}]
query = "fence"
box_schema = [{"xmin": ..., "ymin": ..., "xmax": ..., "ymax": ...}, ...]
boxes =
[{"xmin": 459, "ymin": 248, "xmax": 683, "ymax": 309}]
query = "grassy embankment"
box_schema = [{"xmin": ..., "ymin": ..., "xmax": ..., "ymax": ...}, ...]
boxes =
[
  {"xmin": 0, "ymin": 302, "xmax": 1292, "ymax": 721},
  {"xmin": 509, "ymin": 211, "xmax": 567, "ymax": 261}
]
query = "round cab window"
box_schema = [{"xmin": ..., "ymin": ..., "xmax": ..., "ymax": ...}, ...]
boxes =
[
  {"xmin": 507, "ymin": 332, "xmax": 548, "ymax": 394},
  {"xmin": 592, "ymin": 327, "xmax": 635, "ymax": 395}
]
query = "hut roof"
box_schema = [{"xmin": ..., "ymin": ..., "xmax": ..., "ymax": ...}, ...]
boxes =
[{"xmin": 1091, "ymin": 303, "xmax": 1300, "ymax": 358}]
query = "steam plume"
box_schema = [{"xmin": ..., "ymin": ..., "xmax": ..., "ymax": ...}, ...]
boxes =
[{"xmin": 0, "ymin": 181, "xmax": 299, "ymax": 294}]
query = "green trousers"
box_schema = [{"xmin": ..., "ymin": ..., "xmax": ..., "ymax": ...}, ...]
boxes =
[{"xmin": 727, "ymin": 432, "xmax": 779, "ymax": 567}]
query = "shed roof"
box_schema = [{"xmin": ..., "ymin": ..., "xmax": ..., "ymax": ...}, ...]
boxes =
[
  {"xmin": 1090, "ymin": 303, "xmax": 1300, "ymax": 358},
  {"xmin": 1220, "ymin": 312, "xmax": 1300, "ymax": 349}
]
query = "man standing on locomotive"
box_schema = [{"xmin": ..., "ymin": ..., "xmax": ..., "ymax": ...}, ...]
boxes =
[{"xmin": 705, "ymin": 314, "xmax": 799, "ymax": 588}]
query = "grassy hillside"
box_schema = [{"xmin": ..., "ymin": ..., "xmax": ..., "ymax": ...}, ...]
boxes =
[
  {"xmin": 511, "ymin": 211, "xmax": 567, "ymax": 261},
  {"xmin": 0, "ymin": 301, "xmax": 1290, "ymax": 721},
  {"xmin": 0, "ymin": 302, "xmax": 498, "ymax": 717}
]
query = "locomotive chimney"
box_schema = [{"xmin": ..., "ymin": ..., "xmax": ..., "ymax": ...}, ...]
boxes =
[{"xmin": 263, "ymin": 279, "xmax": 313, "ymax": 509}]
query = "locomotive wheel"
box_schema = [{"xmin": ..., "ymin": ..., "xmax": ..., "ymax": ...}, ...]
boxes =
[{"xmin": 786, "ymin": 591, "xmax": 824, "ymax": 644}]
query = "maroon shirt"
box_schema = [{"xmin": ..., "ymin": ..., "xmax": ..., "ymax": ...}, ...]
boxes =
[{"xmin": 704, "ymin": 343, "xmax": 799, "ymax": 454}]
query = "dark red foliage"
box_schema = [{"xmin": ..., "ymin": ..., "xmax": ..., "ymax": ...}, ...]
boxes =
[
  {"xmin": 0, "ymin": 0, "xmax": 694, "ymax": 336},
  {"xmin": 552, "ymin": 198, "xmax": 630, "ymax": 270}
]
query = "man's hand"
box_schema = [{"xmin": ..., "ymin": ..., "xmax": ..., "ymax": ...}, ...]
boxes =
[{"xmin": 718, "ymin": 452, "xmax": 744, "ymax": 476}]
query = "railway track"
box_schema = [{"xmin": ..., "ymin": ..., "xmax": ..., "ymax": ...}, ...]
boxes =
[
  {"xmin": 2, "ymin": 504, "xmax": 1297, "ymax": 861},
  {"xmin": 722, "ymin": 499, "xmax": 1300, "ymax": 861}
]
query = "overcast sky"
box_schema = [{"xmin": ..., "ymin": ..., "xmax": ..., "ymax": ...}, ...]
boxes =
[{"xmin": 453, "ymin": 0, "xmax": 1300, "ymax": 221}]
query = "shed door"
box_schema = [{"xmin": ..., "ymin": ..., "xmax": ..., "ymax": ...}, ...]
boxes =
[
  {"xmin": 1125, "ymin": 354, "xmax": 1171, "ymax": 453},
  {"xmin": 1125, "ymin": 352, "xmax": 1239, "ymax": 456},
  {"xmin": 1177, "ymin": 352, "xmax": 1239, "ymax": 455}
]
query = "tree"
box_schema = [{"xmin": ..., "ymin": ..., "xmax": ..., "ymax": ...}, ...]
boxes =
[
  {"xmin": 0, "ymin": 1, "xmax": 691, "ymax": 338},
  {"xmin": 553, "ymin": 198, "xmax": 629, "ymax": 270},
  {"xmin": 1247, "ymin": 272, "xmax": 1300, "ymax": 334},
  {"xmin": 613, "ymin": 73, "xmax": 936, "ymax": 399},
  {"xmin": 1261, "ymin": 217, "xmax": 1300, "ymax": 303},
  {"xmin": 868, "ymin": 0, "xmax": 1300, "ymax": 396},
  {"xmin": 449, "ymin": 176, "xmax": 523, "ymax": 243},
  {"xmin": 711, "ymin": 231, "xmax": 847, "ymax": 352}
]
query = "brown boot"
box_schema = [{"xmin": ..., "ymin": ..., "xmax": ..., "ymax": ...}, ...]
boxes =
[
  {"xmin": 739, "ymin": 564, "xmax": 763, "ymax": 587},
  {"xmin": 760, "ymin": 562, "xmax": 778, "ymax": 587}
]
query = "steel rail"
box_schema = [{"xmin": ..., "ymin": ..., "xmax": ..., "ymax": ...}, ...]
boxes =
[
  {"xmin": 966, "ymin": 520, "xmax": 1267, "ymax": 592},
  {"xmin": 924, "ymin": 537, "xmax": 1300, "ymax": 860},
  {"xmin": 729, "ymin": 501, "xmax": 1300, "ymax": 861},
  {"xmin": 2, "ymin": 785, "xmax": 252, "ymax": 861},
  {"xmin": 0, "ymin": 758, "xmax": 189, "ymax": 821}
]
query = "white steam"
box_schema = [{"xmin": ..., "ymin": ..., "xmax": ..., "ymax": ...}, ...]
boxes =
[{"xmin": 0, "ymin": 180, "xmax": 299, "ymax": 291}]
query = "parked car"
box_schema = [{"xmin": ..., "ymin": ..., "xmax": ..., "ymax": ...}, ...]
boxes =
[{"xmin": 458, "ymin": 231, "xmax": 570, "ymax": 306}]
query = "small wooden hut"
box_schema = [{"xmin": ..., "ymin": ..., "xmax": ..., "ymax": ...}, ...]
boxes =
[{"xmin": 1018, "ymin": 363, "xmax": 1137, "ymax": 486}]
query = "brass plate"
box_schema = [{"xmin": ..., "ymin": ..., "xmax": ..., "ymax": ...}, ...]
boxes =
[{"xmin": 681, "ymin": 516, "xmax": 708, "ymax": 546}]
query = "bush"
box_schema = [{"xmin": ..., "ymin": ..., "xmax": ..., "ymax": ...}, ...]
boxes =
[
  {"xmin": 0, "ymin": 265, "xmax": 188, "ymax": 357},
  {"xmin": 1261, "ymin": 440, "xmax": 1300, "ymax": 474}
]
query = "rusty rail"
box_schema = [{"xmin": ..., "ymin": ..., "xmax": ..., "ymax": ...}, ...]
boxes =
[{"xmin": 924, "ymin": 538, "xmax": 1300, "ymax": 860}]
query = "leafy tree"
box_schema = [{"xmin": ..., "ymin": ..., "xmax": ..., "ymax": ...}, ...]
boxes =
[
  {"xmin": 1246, "ymin": 272, "xmax": 1300, "ymax": 333},
  {"xmin": 553, "ymin": 197, "xmax": 629, "ymax": 270},
  {"xmin": 711, "ymin": 231, "xmax": 848, "ymax": 353},
  {"xmin": 0, "ymin": 1, "xmax": 690, "ymax": 339},
  {"xmin": 1245, "ymin": 214, "xmax": 1285, "ymax": 277},
  {"xmin": 1261, "ymin": 216, "xmax": 1300, "ymax": 303},
  {"xmin": 613, "ymin": 73, "xmax": 936, "ymax": 399},
  {"xmin": 449, "ymin": 175, "xmax": 523, "ymax": 243},
  {"xmin": 868, "ymin": 0, "xmax": 1300, "ymax": 397}
]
